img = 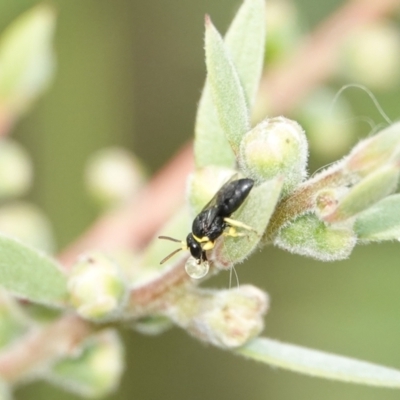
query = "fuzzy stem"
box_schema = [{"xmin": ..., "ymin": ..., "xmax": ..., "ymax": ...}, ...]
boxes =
[{"xmin": 265, "ymin": 162, "xmax": 358, "ymax": 240}]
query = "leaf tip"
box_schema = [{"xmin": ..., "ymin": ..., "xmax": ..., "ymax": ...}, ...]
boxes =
[{"xmin": 204, "ymin": 14, "xmax": 212, "ymax": 27}]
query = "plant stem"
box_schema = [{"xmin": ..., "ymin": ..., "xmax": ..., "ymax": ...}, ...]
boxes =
[
  {"xmin": 0, "ymin": 314, "xmax": 93, "ymax": 384},
  {"xmin": 265, "ymin": 162, "xmax": 357, "ymax": 240}
]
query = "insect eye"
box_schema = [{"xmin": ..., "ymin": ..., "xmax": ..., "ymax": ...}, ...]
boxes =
[{"xmin": 186, "ymin": 234, "xmax": 202, "ymax": 260}]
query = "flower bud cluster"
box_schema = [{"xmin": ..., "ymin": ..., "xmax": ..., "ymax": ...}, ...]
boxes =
[
  {"xmin": 240, "ymin": 116, "xmax": 308, "ymax": 195},
  {"xmin": 273, "ymin": 122, "xmax": 400, "ymax": 260},
  {"xmin": 85, "ymin": 147, "xmax": 145, "ymax": 209},
  {"xmin": 68, "ymin": 252, "xmax": 129, "ymax": 322},
  {"xmin": 0, "ymin": 140, "xmax": 32, "ymax": 199},
  {"xmin": 164, "ymin": 285, "xmax": 268, "ymax": 349}
]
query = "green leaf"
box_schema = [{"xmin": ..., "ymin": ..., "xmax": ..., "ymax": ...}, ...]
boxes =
[
  {"xmin": 216, "ymin": 177, "xmax": 283, "ymax": 266},
  {"xmin": 324, "ymin": 164, "xmax": 400, "ymax": 223},
  {"xmin": 0, "ymin": 234, "xmax": 67, "ymax": 307},
  {"xmin": 194, "ymin": 87, "xmax": 236, "ymax": 169},
  {"xmin": 0, "ymin": 5, "xmax": 55, "ymax": 115},
  {"xmin": 274, "ymin": 213, "xmax": 356, "ymax": 261},
  {"xmin": 224, "ymin": 0, "xmax": 266, "ymax": 106},
  {"xmin": 205, "ymin": 17, "xmax": 250, "ymax": 154},
  {"xmin": 195, "ymin": 0, "xmax": 266, "ymax": 168},
  {"xmin": 236, "ymin": 337, "xmax": 400, "ymax": 388},
  {"xmin": 355, "ymin": 194, "xmax": 400, "ymax": 241}
]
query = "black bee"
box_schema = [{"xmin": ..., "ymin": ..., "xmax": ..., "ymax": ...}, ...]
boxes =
[{"xmin": 159, "ymin": 176, "xmax": 255, "ymax": 265}]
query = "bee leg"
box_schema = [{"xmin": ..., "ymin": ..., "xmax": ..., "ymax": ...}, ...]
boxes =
[
  {"xmin": 223, "ymin": 217, "xmax": 258, "ymax": 234},
  {"xmin": 202, "ymin": 241, "xmax": 215, "ymax": 251},
  {"xmin": 223, "ymin": 226, "xmax": 246, "ymax": 238}
]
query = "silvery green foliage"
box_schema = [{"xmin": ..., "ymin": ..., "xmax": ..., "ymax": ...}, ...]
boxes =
[
  {"xmin": 190, "ymin": 0, "xmax": 400, "ymax": 388},
  {"xmin": 0, "ymin": 0, "xmax": 400, "ymax": 396}
]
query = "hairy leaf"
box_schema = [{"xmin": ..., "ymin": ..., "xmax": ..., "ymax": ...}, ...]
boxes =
[
  {"xmin": 195, "ymin": 0, "xmax": 266, "ymax": 168},
  {"xmin": 355, "ymin": 194, "xmax": 400, "ymax": 241},
  {"xmin": 0, "ymin": 234, "xmax": 67, "ymax": 307},
  {"xmin": 214, "ymin": 177, "xmax": 283, "ymax": 267},
  {"xmin": 237, "ymin": 337, "xmax": 400, "ymax": 388}
]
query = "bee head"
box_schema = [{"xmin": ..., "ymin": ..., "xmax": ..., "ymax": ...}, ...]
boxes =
[{"xmin": 186, "ymin": 233, "xmax": 203, "ymax": 262}]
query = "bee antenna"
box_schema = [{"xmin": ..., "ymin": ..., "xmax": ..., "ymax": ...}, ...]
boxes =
[
  {"xmin": 160, "ymin": 248, "xmax": 182, "ymax": 264},
  {"xmin": 158, "ymin": 236, "xmax": 182, "ymax": 243}
]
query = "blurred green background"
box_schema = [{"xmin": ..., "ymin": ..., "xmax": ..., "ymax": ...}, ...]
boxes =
[{"xmin": 1, "ymin": 0, "xmax": 400, "ymax": 399}]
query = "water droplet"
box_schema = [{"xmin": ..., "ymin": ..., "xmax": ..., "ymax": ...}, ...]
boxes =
[{"xmin": 185, "ymin": 257, "xmax": 209, "ymax": 279}]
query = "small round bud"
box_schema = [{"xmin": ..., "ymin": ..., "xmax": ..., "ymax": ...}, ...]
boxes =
[
  {"xmin": 164, "ymin": 286, "xmax": 268, "ymax": 349},
  {"xmin": 296, "ymin": 88, "xmax": 356, "ymax": 161},
  {"xmin": 185, "ymin": 257, "xmax": 209, "ymax": 279},
  {"xmin": 339, "ymin": 22, "xmax": 400, "ymax": 90},
  {"xmin": 0, "ymin": 140, "xmax": 32, "ymax": 199},
  {"xmin": 48, "ymin": 330, "xmax": 124, "ymax": 398},
  {"xmin": 202, "ymin": 285, "xmax": 268, "ymax": 348},
  {"xmin": 0, "ymin": 201, "xmax": 55, "ymax": 253},
  {"xmin": 314, "ymin": 187, "xmax": 347, "ymax": 220},
  {"xmin": 240, "ymin": 117, "xmax": 308, "ymax": 195},
  {"xmin": 85, "ymin": 147, "xmax": 145, "ymax": 208},
  {"xmin": 68, "ymin": 252, "xmax": 128, "ymax": 322},
  {"xmin": 265, "ymin": 0, "xmax": 300, "ymax": 63}
]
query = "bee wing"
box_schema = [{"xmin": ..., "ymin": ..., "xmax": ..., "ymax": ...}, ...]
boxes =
[{"xmin": 201, "ymin": 173, "xmax": 239, "ymax": 212}]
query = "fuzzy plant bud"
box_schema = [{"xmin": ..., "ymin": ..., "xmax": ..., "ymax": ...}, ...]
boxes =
[
  {"xmin": 240, "ymin": 117, "xmax": 308, "ymax": 195},
  {"xmin": 68, "ymin": 252, "xmax": 129, "ymax": 322},
  {"xmin": 314, "ymin": 187, "xmax": 348, "ymax": 220},
  {"xmin": 166, "ymin": 285, "xmax": 268, "ymax": 349},
  {"xmin": 0, "ymin": 140, "xmax": 32, "ymax": 199},
  {"xmin": 0, "ymin": 202, "xmax": 55, "ymax": 253},
  {"xmin": 47, "ymin": 330, "xmax": 124, "ymax": 398},
  {"xmin": 275, "ymin": 214, "xmax": 356, "ymax": 261},
  {"xmin": 296, "ymin": 88, "xmax": 356, "ymax": 160},
  {"xmin": 323, "ymin": 163, "xmax": 400, "ymax": 223},
  {"xmin": 85, "ymin": 147, "xmax": 146, "ymax": 208},
  {"xmin": 345, "ymin": 122, "xmax": 400, "ymax": 177},
  {"xmin": 339, "ymin": 22, "xmax": 400, "ymax": 90},
  {"xmin": 265, "ymin": 0, "xmax": 300, "ymax": 64},
  {"xmin": 197, "ymin": 285, "xmax": 268, "ymax": 348}
]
